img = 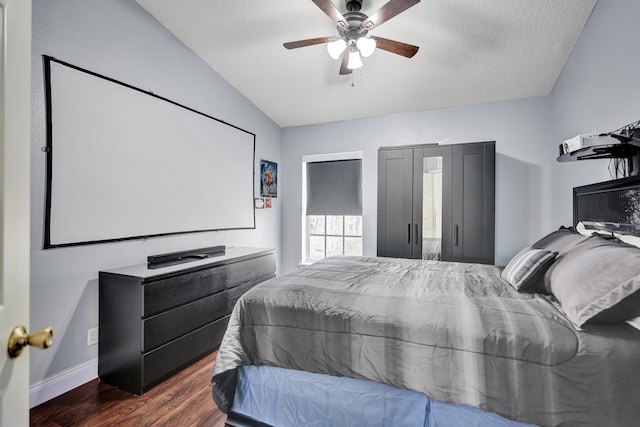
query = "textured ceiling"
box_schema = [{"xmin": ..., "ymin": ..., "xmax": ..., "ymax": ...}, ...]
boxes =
[{"xmin": 136, "ymin": 0, "xmax": 597, "ymax": 128}]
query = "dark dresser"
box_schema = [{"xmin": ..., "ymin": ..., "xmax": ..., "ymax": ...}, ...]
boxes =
[{"xmin": 98, "ymin": 247, "xmax": 276, "ymax": 395}]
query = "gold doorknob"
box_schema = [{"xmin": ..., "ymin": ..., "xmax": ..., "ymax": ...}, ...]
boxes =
[{"xmin": 7, "ymin": 326, "xmax": 53, "ymax": 359}]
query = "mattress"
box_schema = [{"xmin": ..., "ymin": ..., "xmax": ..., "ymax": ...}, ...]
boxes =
[{"xmin": 212, "ymin": 256, "xmax": 640, "ymax": 426}]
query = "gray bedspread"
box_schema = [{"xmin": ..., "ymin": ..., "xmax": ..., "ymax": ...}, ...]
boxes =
[{"xmin": 211, "ymin": 256, "xmax": 640, "ymax": 426}]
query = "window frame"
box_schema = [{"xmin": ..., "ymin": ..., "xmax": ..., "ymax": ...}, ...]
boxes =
[{"xmin": 301, "ymin": 152, "xmax": 363, "ymax": 265}]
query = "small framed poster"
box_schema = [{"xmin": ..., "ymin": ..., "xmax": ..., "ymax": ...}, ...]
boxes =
[
  {"xmin": 254, "ymin": 198, "xmax": 265, "ymax": 209},
  {"xmin": 260, "ymin": 160, "xmax": 277, "ymax": 198},
  {"xmin": 265, "ymin": 198, "xmax": 272, "ymax": 209}
]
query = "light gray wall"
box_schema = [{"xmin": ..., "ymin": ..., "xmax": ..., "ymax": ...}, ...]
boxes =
[
  {"xmin": 546, "ymin": 0, "xmax": 640, "ymax": 230},
  {"xmin": 281, "ymin": 96, "xmax": 551, "ymax": 273},
  {"xmin": 30, "ymin": 0, "xmax": 281, "ymax": 386}
]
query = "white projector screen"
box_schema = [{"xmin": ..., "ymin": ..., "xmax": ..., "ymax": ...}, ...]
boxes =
[{"xmin": 43, "ymin": 56, "xmax": 255, "ymax": 248}]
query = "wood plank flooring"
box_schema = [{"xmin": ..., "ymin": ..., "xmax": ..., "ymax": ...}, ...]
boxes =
[{"xmin": 30, "ymin": 351, "xmax": 227, "ymax": 427}]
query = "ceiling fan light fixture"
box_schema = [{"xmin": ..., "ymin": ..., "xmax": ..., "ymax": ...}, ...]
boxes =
[
  {"xmin": 347, "ymin": 49, "xmax": 363, "ymax": 70},
  {"xmin": 283, "ymin": 0, "xmax": 422, "ymax": 75},
  {"xmin": 356, "ymin": 36, "xmax": 376, "ymax": 58},
  {"xmin": 327, "ymin": 38, "xmax": 347, "ymax": 60}
]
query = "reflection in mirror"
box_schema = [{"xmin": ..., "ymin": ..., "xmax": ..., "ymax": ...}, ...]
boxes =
[{"xmin": 422, "ymin": 156, "xmax": 443, "ymax": 260}]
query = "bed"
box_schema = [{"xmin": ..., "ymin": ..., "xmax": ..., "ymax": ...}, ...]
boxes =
[{"xmin": 211, "ymin": 177, "xmax": 640, "ymax": 427}]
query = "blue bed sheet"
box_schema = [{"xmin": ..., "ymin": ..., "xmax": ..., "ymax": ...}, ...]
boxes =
[{"xmin": 230, "ymin": 366, "xmax": 536, "ymax": 427}]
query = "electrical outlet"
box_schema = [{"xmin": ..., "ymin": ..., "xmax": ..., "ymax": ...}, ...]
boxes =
[{"xmin": 87, "ymin": 327, "xmax": 98, "ymax": 346}]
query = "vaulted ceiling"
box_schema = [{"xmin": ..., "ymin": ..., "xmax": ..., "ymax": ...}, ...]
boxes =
[{"xmin": 136, "ymin": 0, "xmax": 597, "ymax": 128}]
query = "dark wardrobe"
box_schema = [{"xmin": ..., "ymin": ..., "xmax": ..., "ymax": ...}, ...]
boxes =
[{"xmin": 377, "ymin": 141, "xmax": 495, "ymax": 264}]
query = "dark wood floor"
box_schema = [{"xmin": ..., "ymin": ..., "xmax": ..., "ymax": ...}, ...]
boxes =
[{"xmin": 30, "ymin": 351, "xmax": 227, "ymax": 427}]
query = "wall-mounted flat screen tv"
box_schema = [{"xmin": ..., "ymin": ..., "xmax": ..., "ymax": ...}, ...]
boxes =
[{"xmin": 43, "ymin": 56, "xmax": 255, "ymax": 248}]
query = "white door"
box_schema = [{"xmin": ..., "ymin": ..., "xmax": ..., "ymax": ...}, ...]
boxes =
[{"xmin": 0, "ymin": 0, "xmax": 32, "ymax": 426}]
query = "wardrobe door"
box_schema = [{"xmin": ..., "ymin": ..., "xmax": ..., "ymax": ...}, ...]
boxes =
[
  {"xmin": 451, "ymin": 142, "xmax": 495, "ymax": 264},
  {"xmin": 377, "ymin": 148, "xmax": 414, "ymax": 258},
  {"xmin": 413, "ymin": 146, "xmax": 453, "ymax": 260}
]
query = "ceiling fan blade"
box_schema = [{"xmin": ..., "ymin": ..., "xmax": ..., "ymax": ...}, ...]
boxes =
[
  {"xmin": 362, "ymin": 0, "xmax": 420, "ymax": 30},
  {"xmin": 283, "ymin": 36, "xmax": 332, "ymax": 50},
  {"xmin": 339, "ymin": 51, "xmax": 352, "ymax": 75},
  {"xmin": 370, "ymin": 36, "xmax": 419, "ymax": 58},
  {"xmin": 312, "ymin": 0, "xmax": 348, "ymax": 28}
]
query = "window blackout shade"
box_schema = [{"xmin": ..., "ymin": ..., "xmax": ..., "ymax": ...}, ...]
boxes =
[{"xmin": 306, "ymin": 159, "xmax": 362, "ymax": 215}]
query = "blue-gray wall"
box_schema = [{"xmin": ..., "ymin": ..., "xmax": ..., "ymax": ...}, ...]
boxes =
[
  {"xmin": 281, "ymin": 98, "xmax": 551, "ymax": 272},
  {"xmin": 30, "ymin": 0, "xmax": 281, "ymax": 392}
]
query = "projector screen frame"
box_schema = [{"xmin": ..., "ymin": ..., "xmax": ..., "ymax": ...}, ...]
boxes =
[{"xmin": 42, "ymin": 55, "xmax": 256, "ymax": 249}]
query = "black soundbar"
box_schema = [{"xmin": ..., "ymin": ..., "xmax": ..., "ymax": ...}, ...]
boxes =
[{"xmin": 147, "ymin": 245, "xmax": 226, "ymax": 267}]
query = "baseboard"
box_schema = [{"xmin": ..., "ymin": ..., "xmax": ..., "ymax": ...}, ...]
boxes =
[{"xmin": 30, "ymin": 358, "xmax": 98, "ymax": 408}]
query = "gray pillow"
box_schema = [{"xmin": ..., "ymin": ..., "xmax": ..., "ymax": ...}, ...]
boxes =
[
  {"xmin": 548, "ymin": 235, "xmax": 640, "ymax": 327},
  {"xmin": 532, "ymin": 226, "xmax": 587, "ymax": 254},
  {"xmin": 501, "ymin": 247, "xmax": 557, "ymax": 293}
]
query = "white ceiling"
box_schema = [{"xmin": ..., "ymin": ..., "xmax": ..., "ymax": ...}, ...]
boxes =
[{"xmin": 136, "ymin": 0, "xmax": 597, "ymax": 128}]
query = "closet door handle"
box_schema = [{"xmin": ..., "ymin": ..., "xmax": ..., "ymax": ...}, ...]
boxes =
[
  {"xmin": 454, "ymin": 224, "xmax": 459, "ymax": 246},
  {"xmin": 414, "ymin": 224, "xmax": 419, "ymax": 245},
  {"xmin": 408, "ymin": 223, "xmax": 411, "ymax": 245}
]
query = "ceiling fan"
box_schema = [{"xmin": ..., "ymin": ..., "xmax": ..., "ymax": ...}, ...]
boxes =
[{"xmin": 283, "ymin": 0, "xmax": 421, "ymax": 75}]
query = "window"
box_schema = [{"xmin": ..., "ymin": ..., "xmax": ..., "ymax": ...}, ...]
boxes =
[
  {"xmin": 307, "ymin": 215, "xmax": 363, "ymax": 261},
  {"xmin": 303, "ymin": 154, "xmax": 363, "ymax": 263}
]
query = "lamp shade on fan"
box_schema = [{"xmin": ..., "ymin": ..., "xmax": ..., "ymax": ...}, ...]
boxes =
[
  {"xmin": 356, "ymin": 37, "xmax": 376, "ymax": 57},
  {"xmin": 347, "ymin": 50, "xmax": 363, "ymax": 69},
  {"xmin": 327, "ymin": 39, "xmax": 347, "ymax": 59}
]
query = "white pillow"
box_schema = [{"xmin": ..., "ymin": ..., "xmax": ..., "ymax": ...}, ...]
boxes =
[
  {"xmin": 576, "ymin": 221, "xmax": 613, "ymax": 237},
  {"xmin": 577, "ymin": 221, "xmax": 640, "ymax": 248},
  {"xmin": 614, "ymin": 233, "xmax": 640, "ymax": 249}
]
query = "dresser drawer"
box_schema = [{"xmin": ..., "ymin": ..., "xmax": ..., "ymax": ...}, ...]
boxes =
[
  {"xmin": 142, "ymin": 290, "xmax": 228, "ymax": 352},
  {"xmin": 142, "ymin": 316, "xmax": 229, "ymax": 392},
  {"xmin": 227, "ymin": 253, "xmax": 276, "ymax": 289},
  {"xmin": 143, "ymin": 266, "xmax": 227, "ymax": 316}
]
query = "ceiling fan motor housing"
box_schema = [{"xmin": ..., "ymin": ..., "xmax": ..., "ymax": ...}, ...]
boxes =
[{"xmin": 346, "ymin": 0, "xmax": 363, "ymax": 12}]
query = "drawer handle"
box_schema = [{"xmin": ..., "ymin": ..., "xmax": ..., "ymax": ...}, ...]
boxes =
[{"xmin": 454, "ymin": 224, "xmax": 459, "ymax": 246}]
